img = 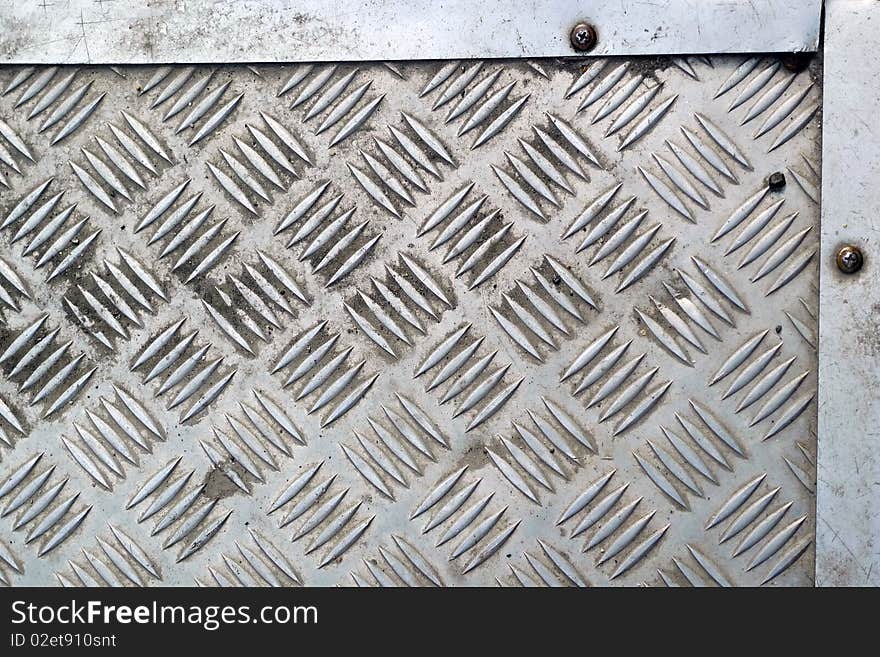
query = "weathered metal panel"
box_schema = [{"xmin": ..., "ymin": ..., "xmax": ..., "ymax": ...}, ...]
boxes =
[
  {"xmin": 0, "ymin": 1, "xmax": 822, "ymax": 65},
  {"xmin": 0, "ymin": 54, "xmax": 820, "ymax": 587},
  {"xmin": 816, "ymin": 0, "xmax": 880, "ymax": 587}
]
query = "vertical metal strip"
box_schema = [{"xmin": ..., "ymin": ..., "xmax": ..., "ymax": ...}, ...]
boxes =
[{"xmin": 817, "ymin": 0, "xmax": 880, "ymax": 586}]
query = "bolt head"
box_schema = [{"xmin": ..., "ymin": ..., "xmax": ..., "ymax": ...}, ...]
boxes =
[
  {"xmin": 836, "ymin": 245, "xmax": 864, "ymax": 274},
  {"xmin": 570, "ymin": 23, "xmax": 597, "ymax": 52},
  {"xmin": 768, "ymin": 171, "xmax": 786, "ymax": 191}
]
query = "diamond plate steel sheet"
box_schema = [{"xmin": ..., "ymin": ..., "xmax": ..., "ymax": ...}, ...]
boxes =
[{"xmin": 0, "ymin": 56, "xmax": 821, "ymax": 587}]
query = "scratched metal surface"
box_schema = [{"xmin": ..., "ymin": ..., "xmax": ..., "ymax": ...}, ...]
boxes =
[
  {"xmin": 0, "ymin": 56, "xmax": 821, "ymax": 587},
  {"xmin": 0, "ymin": 1, "xmax": 822, "ymax": 64},
  {"xmin": 817, "ymin": 0, "xmax": 880, "ymax": 587}
]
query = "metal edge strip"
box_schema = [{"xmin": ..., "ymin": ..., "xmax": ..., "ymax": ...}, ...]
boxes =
[
  {"xmin": 817, "ymin": 0, "xmax": 880, "ymax": 586},
  {"xmin": 1, "ymin": 0, "xmax": 821, "ymax": 65}
]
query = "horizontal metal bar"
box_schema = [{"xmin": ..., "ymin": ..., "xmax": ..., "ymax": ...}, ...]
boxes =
[{"xmin": 0, "ymin": 0, "xmax": 821, "ymax": 64}]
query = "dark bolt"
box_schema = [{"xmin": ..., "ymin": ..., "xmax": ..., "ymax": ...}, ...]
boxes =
[
  {"xmin": 781, "ymin": 52, "xmax": 812, "ymax": 73},
  {"xmin": 836, "ymin": 245, "xmax": 864, "ymax": 274},
  {"xmin": 768, "ymin": 171, "xmax": 786, "ymax": 191},
  {"xmin": 570, "ymin": 23, "xmax": 598, "ymax": 52}
]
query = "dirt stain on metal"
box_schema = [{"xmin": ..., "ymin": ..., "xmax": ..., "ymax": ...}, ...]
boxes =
[{"xmin": 203, "ymin": 460, "xmax": 246, "ymax": 499}]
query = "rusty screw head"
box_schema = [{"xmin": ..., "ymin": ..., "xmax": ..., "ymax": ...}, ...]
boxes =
[
  {"xmin": 570, "ymin": 23, "xmax": 597, "ymax": 52},
  {"xmin": 836, "ymin": 245, "xmax": 864, "ymax": 274},
  {"xmin": 768, "ymin": 171, "xmax": 786, "ymax": 191}
]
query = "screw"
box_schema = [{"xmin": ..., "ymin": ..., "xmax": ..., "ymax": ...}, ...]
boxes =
[
  {"xmin": 836, "ymin": 245, "xmax": 864, "ymax": 274},
  {"xmin": 768, "ymin": 171, "xmax": 786, "ymax": 191},
  {"xmin": 570, "ymin": 23, "xmax": 597, "ymax": 52}
]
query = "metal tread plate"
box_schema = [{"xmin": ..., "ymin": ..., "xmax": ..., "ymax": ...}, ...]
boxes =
[{"xmin": 0, "ymin": 55, "xmax": 821, "ymax": 587}]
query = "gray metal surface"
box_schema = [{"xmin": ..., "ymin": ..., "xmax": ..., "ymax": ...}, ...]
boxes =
[
  {"xmin": 0, "ymin": 55, "xmax": 821, "ymax": 587},
  {"xmin": 1, "ymin": 1, "xmax": 822, "ymax": 64},
  {"xmin": 817, "ymin": 0, "xmax": 880, "ymax": 587}
]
